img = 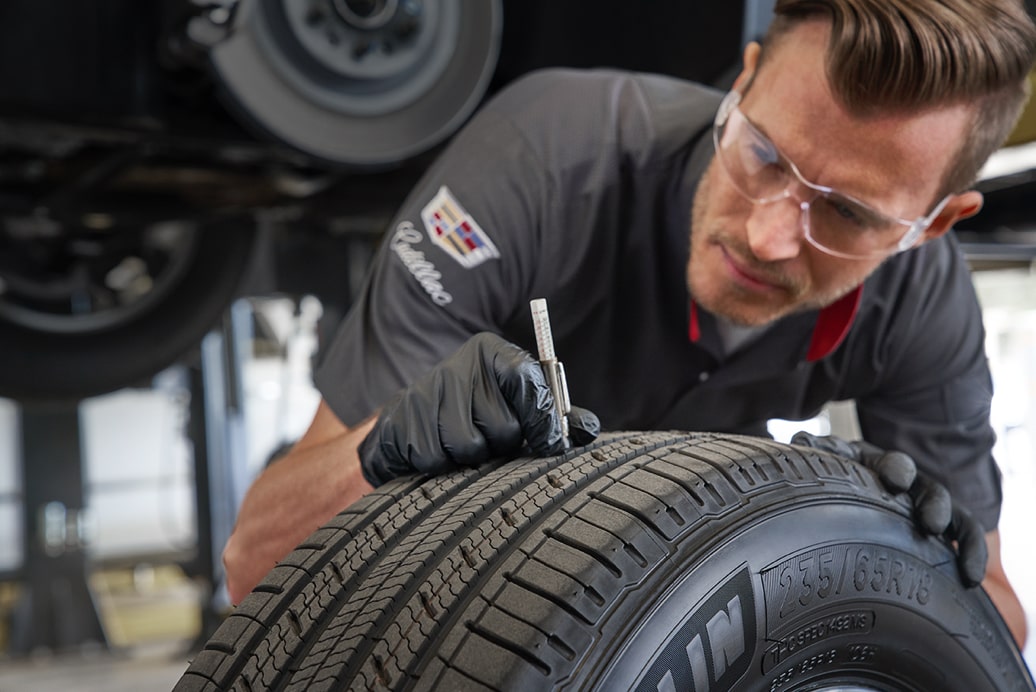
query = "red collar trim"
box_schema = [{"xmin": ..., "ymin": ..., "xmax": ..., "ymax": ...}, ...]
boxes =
[
  {"xmin": 687, "ymin": 284, "xmax": 863, "ymax": 362},
  {"xmin": 688, "ymin": 300, "xmax": 701, "ymax": 342},
  {"xmin": 806, "ymin": 284, "xmax": 862, "ymax": 361}
]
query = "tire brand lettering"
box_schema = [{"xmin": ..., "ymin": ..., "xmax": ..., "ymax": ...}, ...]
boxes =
[
  {"xmin": 761, "ymin": 610, "xmax": 873, "ymax": 672},
  {"xmin": 636, "ymin": 566, "xmax": 756, "ymax": 692},
  {"xmin": 390, "ymin": 221, "xmax": 454, "ymax": 306},
  {"xmin": 762, "ymin": 544, "xmax": 932, "ymax": 628}
]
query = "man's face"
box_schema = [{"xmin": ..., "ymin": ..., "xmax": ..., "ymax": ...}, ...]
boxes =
[{"xmin": 687, "ymin": 20, "xmax": 974, "ymax": 327}]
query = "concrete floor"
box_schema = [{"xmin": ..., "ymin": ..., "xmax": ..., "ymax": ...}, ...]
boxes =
[
  {"xmin": 0, "ymin": 645, "xmax": 192, "ymax": 692},
  {"xmin": 0, "ymin": 565, "xmax": 202, "ymax": 690}
]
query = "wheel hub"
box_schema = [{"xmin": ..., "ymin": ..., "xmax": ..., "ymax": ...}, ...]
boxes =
[
  {"xmin": 286, "ymin": 0, "xmax": 431, "ymax": 82},
  {"xmin": 0, "ymin": 217, "xmax": 196, "ymax": 334},
  {"xmin": 332, "ymin": 0, "xmax": 399, "ymax": 30}
]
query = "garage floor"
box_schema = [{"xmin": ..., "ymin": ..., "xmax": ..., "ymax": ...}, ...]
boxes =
[
  {"xmin": 0, "ymin": 646, "xmax": 192, "ymax": 692},
  {"xmin": 0, "ymin": 566, "xmax": 202, "ymax": 690}
]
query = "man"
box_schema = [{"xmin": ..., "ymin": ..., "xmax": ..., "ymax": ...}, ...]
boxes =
[{"xmin": 223, "ymin": 0, "xmax": 1034, "ymax": 645}]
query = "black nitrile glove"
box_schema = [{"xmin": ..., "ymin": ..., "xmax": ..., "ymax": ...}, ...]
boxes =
[
  {"xmin": 790, "ymin": 431, "xmax": 988, "ymax": 587},
  {"xmin": 358, "ymin": 332, "xmax": 600, "ymax": 487}
]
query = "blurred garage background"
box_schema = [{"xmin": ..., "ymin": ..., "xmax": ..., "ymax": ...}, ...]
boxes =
[{"xmin": 0, "ymin": 0, "xmax": 1034, "ymax": 688}]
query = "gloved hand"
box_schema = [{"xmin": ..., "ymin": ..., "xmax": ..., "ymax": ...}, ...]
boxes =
[
  {"xmin": 790, "ymin": 431, "xmax": 988, "ymax": 588},
  {"xmin": 358, "ymin": 332, "xmax": 600, "ymax": 487}
]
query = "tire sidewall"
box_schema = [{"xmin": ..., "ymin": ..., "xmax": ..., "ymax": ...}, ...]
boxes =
[{"xmin": 586, "ymin": 501, "xmax": 1025, "ymax": 692}]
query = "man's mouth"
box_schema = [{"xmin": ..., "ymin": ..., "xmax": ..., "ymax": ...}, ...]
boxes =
[{"xmin": 719, "ymin": 244, "xmax": 791, "ymax": 293}]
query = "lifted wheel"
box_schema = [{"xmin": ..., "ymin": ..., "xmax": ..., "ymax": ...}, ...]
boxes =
[{"xmin": 0, "ymin": 218, "xmax": 254, "ymax": 401}]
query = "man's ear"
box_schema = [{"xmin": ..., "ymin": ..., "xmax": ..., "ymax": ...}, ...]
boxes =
[
  {"xmin": 732, "ymin": 42, "xmax": 762, "ymax": 92},
  {"xmin": 923, "ymin": 190, "xmax": 984, "ymax": 241}
]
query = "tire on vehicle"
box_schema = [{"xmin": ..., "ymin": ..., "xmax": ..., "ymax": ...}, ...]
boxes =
[
  {"xmin": 176, "ymin": 431, "xmax": 1034, "ymax": 691},
  {"xmin": 0, "ymin": 220, "xmax": 254, "ymax": 401}
]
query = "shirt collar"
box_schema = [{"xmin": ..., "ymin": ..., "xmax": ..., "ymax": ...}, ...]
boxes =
[{"xmin": 689, "ymin": 284, "xmax": 863, "ymax": 362}]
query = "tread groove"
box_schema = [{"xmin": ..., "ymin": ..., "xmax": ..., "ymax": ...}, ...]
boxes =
[
  {"xmin": 589, "ymin": 485, "xmax": 676, "ymax": 541},
  {"xmin": 542, "ymin": 527, "xmax": 623, "ymax": 578},
  {"xmin": 648, "ymin": 465, "xmax": 720, "ymax": 507},
  {"xmin": 465, "ymin": 622, "xmax": 551, "ymax": 676},
  {"xmin": 502, "ymin": 572, "xmax": 595, "ymax": 626}
]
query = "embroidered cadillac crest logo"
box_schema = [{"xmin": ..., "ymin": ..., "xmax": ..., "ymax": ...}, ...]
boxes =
[{"xmin": 420, "ymin": 186, "xmax": 500, "ymax": 269}]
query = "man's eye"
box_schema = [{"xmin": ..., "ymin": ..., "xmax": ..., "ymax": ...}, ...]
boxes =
[
  {"xmin": 831, "ymin": 201, "xmax": 863, "ymax": 224},
  {"xmin": 748, "ymin": 139, "xmax": 779, "ymax": 166},
  {"xmin": 739, "ymin": 138, "xmax": 784, "ymax": 181},
  {"xmin": 821, "ymin": 198, "xmax": 885, "ymax": 230}
]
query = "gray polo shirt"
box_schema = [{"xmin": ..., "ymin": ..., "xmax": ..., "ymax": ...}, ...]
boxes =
[{"xmin": 315, "ymin": 68, "xmax": 1001, "ymax": 529}]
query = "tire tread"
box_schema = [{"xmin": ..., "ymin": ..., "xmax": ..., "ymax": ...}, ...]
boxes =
[{"xmin": 177, "ymin": 432, "xmax": 1010, "ymax": 692}]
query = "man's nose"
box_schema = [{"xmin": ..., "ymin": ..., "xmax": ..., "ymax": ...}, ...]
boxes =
[{"xmin": 744, "ymin": 196, "xmax": 805, "ymax": 262}]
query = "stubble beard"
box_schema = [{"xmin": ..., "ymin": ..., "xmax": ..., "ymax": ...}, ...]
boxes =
[{"xmin": 686, "ymin": 169, "xmax": 866, "ymax": 327}]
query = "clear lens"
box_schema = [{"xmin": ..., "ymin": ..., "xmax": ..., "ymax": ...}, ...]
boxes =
[
  {"xmin": 807, "ymin": 194, "xmax": 907, "ymax": 258},
  {"xmin": 717, "ymin": 112, "xmax": 791, "ymax": 203},
  {"xmin": 713, "ymin": 103, "xmax": 921, "ymax": 260}
]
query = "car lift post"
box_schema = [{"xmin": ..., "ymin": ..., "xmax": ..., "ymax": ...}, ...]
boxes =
[
  {"xmin": 4, "ymin": 301, "xmax": 253, "ymax": 656},
  {"xmin": 7, "ymin": 400, "xmax": 108, "ymax": 655},
  {"xmin": 183, "ymin": 300, "xmax": 252, "ymax": 645}
]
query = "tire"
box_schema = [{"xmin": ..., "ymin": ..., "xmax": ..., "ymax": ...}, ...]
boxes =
[
  {"xmin": 175, "ymin": 432, "xmax": 1034, "ymax": 691},
  {"xmin": 209, "ymin": 0, "xmax": 502, "ymax": 168},
  {"xmin": 0, "ymin": 220, "xmax": 254, "ymax": 401}
]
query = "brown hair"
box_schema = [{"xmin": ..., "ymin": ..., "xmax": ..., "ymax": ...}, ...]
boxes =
[{"xmin": 764, "ymin": 0, "xmax": 1036, "ymax": 195}]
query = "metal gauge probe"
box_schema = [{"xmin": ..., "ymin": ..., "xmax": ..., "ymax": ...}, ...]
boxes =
[{"xmin": 529, "ymin": 298, "xmax": 571, "ymax": 443}]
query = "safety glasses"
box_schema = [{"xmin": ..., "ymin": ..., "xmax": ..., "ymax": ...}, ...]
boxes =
[{"xmin": 712, "ymin": 90, "xmax": 950, "ymax": 260}]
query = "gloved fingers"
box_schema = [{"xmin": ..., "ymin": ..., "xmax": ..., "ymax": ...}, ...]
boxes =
[
  {"xmin": 790, "ymin": 431, "xmax": 857, "ymax": 458},
  {"xmin": 357, "ymin": 426, "xmax": 393, "ymax": 487},
  {"xmin": 568, "ymin": 406, "xmax": 601, "ymax": 447},
  {"xmin": 358, "ymin": 392, "xmax": 446, "ymax": 486},
  {"xmin": 382, "ymin": 386, "xmax": 457, "ymax": 478},
  {"xmin": 868, "ymin": 450, "xmax": 916, "ymax": 494},
  {"xmin": 359, "ymin": 332, "xmax": 597, "ymax": 491},
  {"xmin": 908, "ymin": 474, "xmax": 953, "ymax": 535},
  {"xmin": 515, "ymin": 405, "xmax": 600, "ymax": 455},
  {"xmin": 440, "ymin": 368, "xmax": 524, "ymax": 464},
  {"xmin": 437, "ymin": 412, "xmax": 491, "ymax": 469},
  {"xmin": 946, "ymin": 504, "xmax": 988, "ymax": 588},
  {"xmin": 485, "ymin": 337, "xmax": 564, "ymax": 457},
  {"xmin": 790, "ymin": 430, "xmax": 984, "ymax": 590},
  {"xmin": 517, "ymin": 377, "xmax": 565, "ymax": 456},
  {"xmin": 791, "ymin": 433, "xmax": 916, "ymax": 495}
]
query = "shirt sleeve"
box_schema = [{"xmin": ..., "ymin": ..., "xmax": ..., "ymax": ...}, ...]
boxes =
[{"xmin": 854, "ymin": 237, "xmax": 1002, "ymax": 530}]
